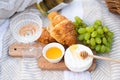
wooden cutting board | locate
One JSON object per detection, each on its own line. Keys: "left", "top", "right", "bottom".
{"left": 9, "top": 42, "right": 45, "bottom": 57}
{"left": 9, "top": 42, "right": 96, "bottom": 72}
{"left": 38, "top": 56, "right": 96, "bottom": 72}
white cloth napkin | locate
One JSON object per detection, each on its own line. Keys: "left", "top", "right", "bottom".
{"left": 61, "top": 0, "right": 83, "bottom": 21}
{"left": 0, "top": 19, "right": 9, "bottom": 58}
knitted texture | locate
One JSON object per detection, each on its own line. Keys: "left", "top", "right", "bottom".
{"left": 82, "top": 0, "right": 120, "bottom": 80}
{"left": 1, "top": 0, "right": 120, "bottom": 80}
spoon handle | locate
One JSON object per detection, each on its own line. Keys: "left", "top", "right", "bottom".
{"left": 89, "top": 54, "right": 120, "bottom": 63}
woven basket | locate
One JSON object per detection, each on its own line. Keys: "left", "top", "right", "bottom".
{"left": 105, "top": 0, "right": 120, "bottom": 14}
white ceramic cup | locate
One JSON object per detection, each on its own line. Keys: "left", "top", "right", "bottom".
{"left": 42, "top": 42, "right": 65, "bottom": 63}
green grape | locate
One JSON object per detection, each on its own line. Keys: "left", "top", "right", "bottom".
{"left": 94, "top": 20, "right": 102, "bottom": 26}
{"left": 90, "top": 38, "right": 96, "bottom": 46}
{"left": 75, "top": 26, "right": 80, "bottom": 31}
{"left": 96, "top": 34, "right": 102, "bottom": 38}
{"left": 100, "top": 45, "right": 106, "bottom": 53}
{"left": 93, "top": 24, "right": 100, "bottom": 30}
{"left": 73, "top": 21, "right": 78, "bottom": 26}
{"left": 102, "top": 37, "right": 107, "bottom": 45}
{"left": 75, "top": 25, "right": 81, "bottom": 29}
{"left": 107, "top": 37, "right": 112, "bottom": 44}
{"left": 78, "top": 34, "right": 85, "bottom": 40}
{"left": 78, "top": 28, "right": 86, "bottom": 34}
{"left": 105, "top": 46, "right": 110, "bottom": 52}
{"left": 101, "top": 34, "right": 105, "bottom": 37}
{"left": 78, "top": 25, "right": 83, "bottom": 28}
{"left": 91, "top": 46, "right": 95, "bottom": 49}
{"left": 89, "top": 26, "right": 94, "bottom": 32}
{"left": 82, "top": 23, "right": 87, "bottom": 28}
{"left": 75, "top": 16, "right": 83, "bottom": 24}
{"left": 98, "top": 26, "right": 103, "bottom": 28}
{"left": 84, "top": 33, "right": 91, "bottom": 40}
{"left": 76, "top": 28, "right": 79, "bottom": 32}
{"left": 86, "top": 26, "right": 94, "bottom": 33}
{"left": 83, "top": 40, "right": 87, "bottom": 44}
{"left": 105, "top": 42, "right": 111, "bottom": 48}
{"left": 96, "top": 34, "right": 105, "bottom": 38}
{"left": 86, "top": 27, "right": 90, "bottom": 32}
{"left": 76, "top": 25, "right": 82, "bottom": 31}
{"left": 95, "top": 37, "right": 101, "bottom": 44}
{"left": 91, "top": 31, "right": 97, "bottom": 37}
{"left": 111, "top": 32, "right": 114, "bottom": 37}
{"left": 103, "top": 26, "right": 109, "bottom": 32}
{"left": 86, "top": 40, "right": 90, "bottom": 44}
{"left": 74, "top": 17, "right": 114, "bottom": 53}
{"left": 95, "top": 45, "right": 101, "bottom": 52}
{"left": 97, "top": 28, "right": 103, "bottom": 34}
{"left": 107, "top": 31, "right": 114, "bottom": 38}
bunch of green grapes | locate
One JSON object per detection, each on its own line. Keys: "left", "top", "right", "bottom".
{"left": 73, "top": 16, "right": 114, "bottom": 53}
{"left": 73, "top": 16, "right": 87, "bottom": 31}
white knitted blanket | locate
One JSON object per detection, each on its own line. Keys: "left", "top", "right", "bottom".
{"left": 1, "top": 0, "right": 120, "bottom": 80}
{"left": 82, "top": 0, "right": 120, "bottom": 80}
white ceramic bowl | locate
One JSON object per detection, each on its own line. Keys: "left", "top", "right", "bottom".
{"left": 11, "top": 19, "right": 42, "bottom": 43}
{"left": 64, "top": 44, "right": 93, "bottom": 72}
{"left": 42, "top": 42, "right": 65, "bottom": 63}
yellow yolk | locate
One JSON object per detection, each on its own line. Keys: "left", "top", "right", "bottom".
{"left": 46, "top": 47, "right": 62, "bottom": 59}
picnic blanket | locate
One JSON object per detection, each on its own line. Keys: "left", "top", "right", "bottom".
{"left": 1, "top": 0, "right": 120, "bottom": 80}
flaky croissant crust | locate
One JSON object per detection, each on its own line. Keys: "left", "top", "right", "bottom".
{"left": 48, "top": 12, "right": 77, "bottom": 46}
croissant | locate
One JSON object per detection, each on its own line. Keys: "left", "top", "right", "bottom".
{"left": 48, "top": 12, "right": 77, "bottom": 46}
{"left": 37, "top": 27, "right": 56, "bottom": 44}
